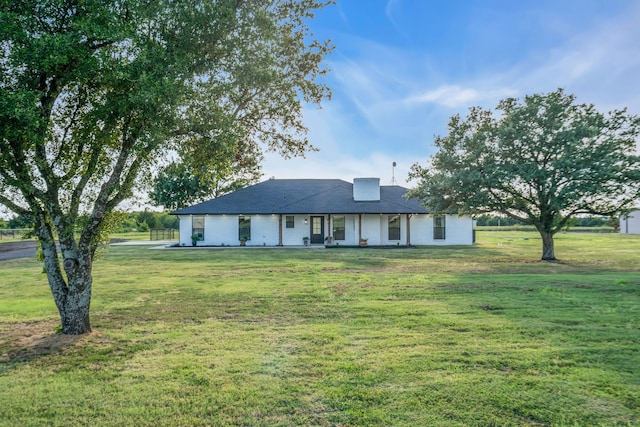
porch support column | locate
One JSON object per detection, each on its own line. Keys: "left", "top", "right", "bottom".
{"left": 358, "top": 214, "right": 362, "bottom": 242}
{"left": 406, "top": 214, "right": 411, "bottom": 247}
{"left": 278, "top": 215, "right": 283, "bottom": 246}
{"left": 328, "top": 214, "right": 332, "bottom": 243}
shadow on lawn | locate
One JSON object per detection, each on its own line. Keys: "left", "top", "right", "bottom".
{"left": 0, "top": 318, "right": 164, "bottom": 374}
{"left": 0, "top": 320, "right": 81, "bottom": 367}
{"left": 0, "top": 320, "right": 137, "bottom": 372}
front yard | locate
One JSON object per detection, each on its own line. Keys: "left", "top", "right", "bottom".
{"left": 1, "top": 231, "right": 639, "bottom": 426}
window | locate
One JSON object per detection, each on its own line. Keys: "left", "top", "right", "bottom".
{"left": 312, "top": 217, "right": 322, "bottom": 235}
{"left": 388, "top": 215, "right": 400, "bottom": 240}
{"left": 239, "top": 216, "right": 251, "bottom": 241}
{"left": 192, "top": 216, "right": 204, "bottom": 241}
{"left": 333, "top": 216, "right": 345, "bottom": 240}
{"left": 434, "top": 215, "right": 446, "bottom": 240}
{"left": 286, "top": 215, "right": 295, "bottom": 228}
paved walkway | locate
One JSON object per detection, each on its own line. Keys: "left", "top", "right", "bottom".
{"left": 110, "top": 240, "right": 176, "bottom": 246}
{"left": 1, "top": 239, "right": 327, "bottom": 261}
{"left": 1, "top": 240, "right": 179, "bottom": 261}
{"left": 0, "top": 241, "right": 38, "bottom": 261}
{"left": 164, "top": 244, "right": 326, "bottom": 249}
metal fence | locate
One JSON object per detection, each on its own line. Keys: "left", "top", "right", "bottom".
{"left": 0, "top": 228, "right": 31, "bottom": 240}
{"left": 150, "top": 228, "right": 177, "bottom": 240}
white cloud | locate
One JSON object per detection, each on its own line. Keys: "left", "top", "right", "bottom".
{"left": 489, "top": 3, "right": 640, "bottom": 113}
{"left": 410, "top": 85, "right": 478, "bottom": 107}
{"left": 404, "top": 2, "right": 640, "bottom": 114}
{"left": 263, "top": 149, "right": 420, "bottom": 187}
{"left": 262, "top": 99, "right": 423, "bottom": 184}
{"left": 405, "top": 85, "right": 517, "bottom": 109}
{"left": 384, "top": 0, "right": 409, "bottom": 40}
{"left": 263, "top": 1, "right": 640, "bottom": 183}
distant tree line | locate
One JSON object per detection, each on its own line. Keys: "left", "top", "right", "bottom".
{"left": 0, "top": 211, "right": 178, "bottom": 232}
{"left": 0, "top": 215, "right": 33, "bottom": 229}
{"left": 475, "top": 214, "right": 617, "bottom": 228}
{"left": 120, "top": 211, "right": 179, "bottom": 232}
{"left": 474, "top": 215, "right": 524, "bottom": 227}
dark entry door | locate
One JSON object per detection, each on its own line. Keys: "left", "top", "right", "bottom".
{"left": 310, "top": 216, "right": 324, "bottom": 244}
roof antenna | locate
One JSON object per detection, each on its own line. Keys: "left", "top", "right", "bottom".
{"left": 391, "top": 161, "right": 397, "bottom": 185}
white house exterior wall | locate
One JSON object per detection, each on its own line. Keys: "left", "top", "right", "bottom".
{"left": 410, "top": 214, "right": 474, "bottom": 245}
{"left": 179, "top": 215, "right": 192, "bottom": 244}
{"left": 620, "top": 210, "right": 640, "bottom": 234}
{"left": 281, "top": 214, "right": 309, "bottom": 246}
{"left": 203, "top": 215, "right": 232, "bottom": 245}
{"left": 360, "top": 215, "right": 381, "bottom": 245}
{"left": 247, "top": 215, "right": 279, "bottom": 246}
{"left": 178, "top": 213, "right": 474, "bottom": 246}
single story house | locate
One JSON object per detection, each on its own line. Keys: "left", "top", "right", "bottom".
{"left": 620, "top": 209, "right": 640, "bottom": 234}
{"left": 171, "top": 178, "right": 475, "bottom": 246}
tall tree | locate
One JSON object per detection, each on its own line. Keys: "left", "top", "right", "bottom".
{"left": 150, "top": 142, "right": 263, "bottom": 211}
{"left": 0, "top": 0, "right": 333, "bottom": 334}
{"left": 408, "top": 89, "right": 640, "bottom": 260}
{"left": 150, "top": 160, "right": 261, "bottom": 211}
{"left": 150, "top": 162, "right": 207, "bottom": 211}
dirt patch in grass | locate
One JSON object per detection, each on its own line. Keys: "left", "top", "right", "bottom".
{"left": 0, "top": 320, "right": 95, "bottom": 362}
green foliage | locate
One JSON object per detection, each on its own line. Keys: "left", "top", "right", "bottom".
{"left": 474, "top": 214, "right": 610, "bottom": 228}
{"left": 150, "top": 159, "right": 261, "bottom": 210}
{"left": 475, "top": 214, "right": 523, "bottom": 226}
{"left": 1, "top": 232, "right": 639, "bottom": 425}
{"left": 150, "top": 162, "right": 206, "bottom": 211}
{"left": 76, "top": 210, "right": 129, "bottom": 259}
{"left": 116, "top": 211, "right": 178, "bottom": 232}
{"left": 0, "top": 0, "right": 333, "bottom": 333}
{"left": 135, "top": 211, "right": 159, "bottom": 230}
{"left": 410, "top": 89, "right": 640, "bottom": 260}
{"left": 571, "top": 216, "right": 608, "bottom": 227}
{"left": 6, "top": 214, "right": 33, "bottom": 229}
{"left": 158, "top": 213, "right": 179, "bottom": 229}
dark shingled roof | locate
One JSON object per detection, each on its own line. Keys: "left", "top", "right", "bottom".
{"left": 171, "top": 179, "right": 429, "bottom": 215}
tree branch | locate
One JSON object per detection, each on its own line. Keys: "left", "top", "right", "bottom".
{"left": 0, "top": 193, "right": 30, "bottom": 216}
{"left": 69, "top": 143, "right": 103, "bottom": 219}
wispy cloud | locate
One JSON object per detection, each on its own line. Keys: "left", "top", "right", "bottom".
{"left": 263, "top": 148, "right": 419, "bottom": 185}
{"left": 262, "top": 1, "right": 640, "bottom": 182}
{"left": 405, "top": 85, "right": 517, "bottom": 109}
{"left": 510, "top": 4, "right": 640, "bottom": 111}
{"left": 384, "top": 0, "right": 409, "bottom": 40}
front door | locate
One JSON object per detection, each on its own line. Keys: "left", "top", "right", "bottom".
{"left": 310, "top": 216, "right": 324, "bottom": 244}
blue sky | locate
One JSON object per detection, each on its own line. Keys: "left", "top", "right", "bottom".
{"left": 263, "top": 0, "right": 640, "bottom": 186}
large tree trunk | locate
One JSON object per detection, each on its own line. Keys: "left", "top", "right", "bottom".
{"left": 58, "top": 268, "right": 93, "bottom": 335}
{"left": 39, "top": 224, "right": 93, "bottom": 335}
{"left": 539, "top": 230, "right": 556, "bottom": 261}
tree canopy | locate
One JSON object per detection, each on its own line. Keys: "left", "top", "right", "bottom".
{"left": 150, "top": 147, "right": 262, "bottom": 211}
{"left": 409, "top": 89, "right": 640, "bottom": 260}
{"left": 0, "top": 0, "right": 333, "bottom": 334}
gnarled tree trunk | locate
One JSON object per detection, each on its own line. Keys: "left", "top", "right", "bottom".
{"left": 539, "top": 229, "right": 556, "bottom": 261}
{"left": 38, "top": 222, "right": 93, "bottom": 335}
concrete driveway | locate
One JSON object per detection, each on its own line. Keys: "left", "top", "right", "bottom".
{"left": 0, "top": 240, "right": 37, "bottom": 261}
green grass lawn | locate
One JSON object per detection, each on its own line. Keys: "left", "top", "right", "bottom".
{"left": 1, "top": 231, "right": 639, "bottom": 426}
